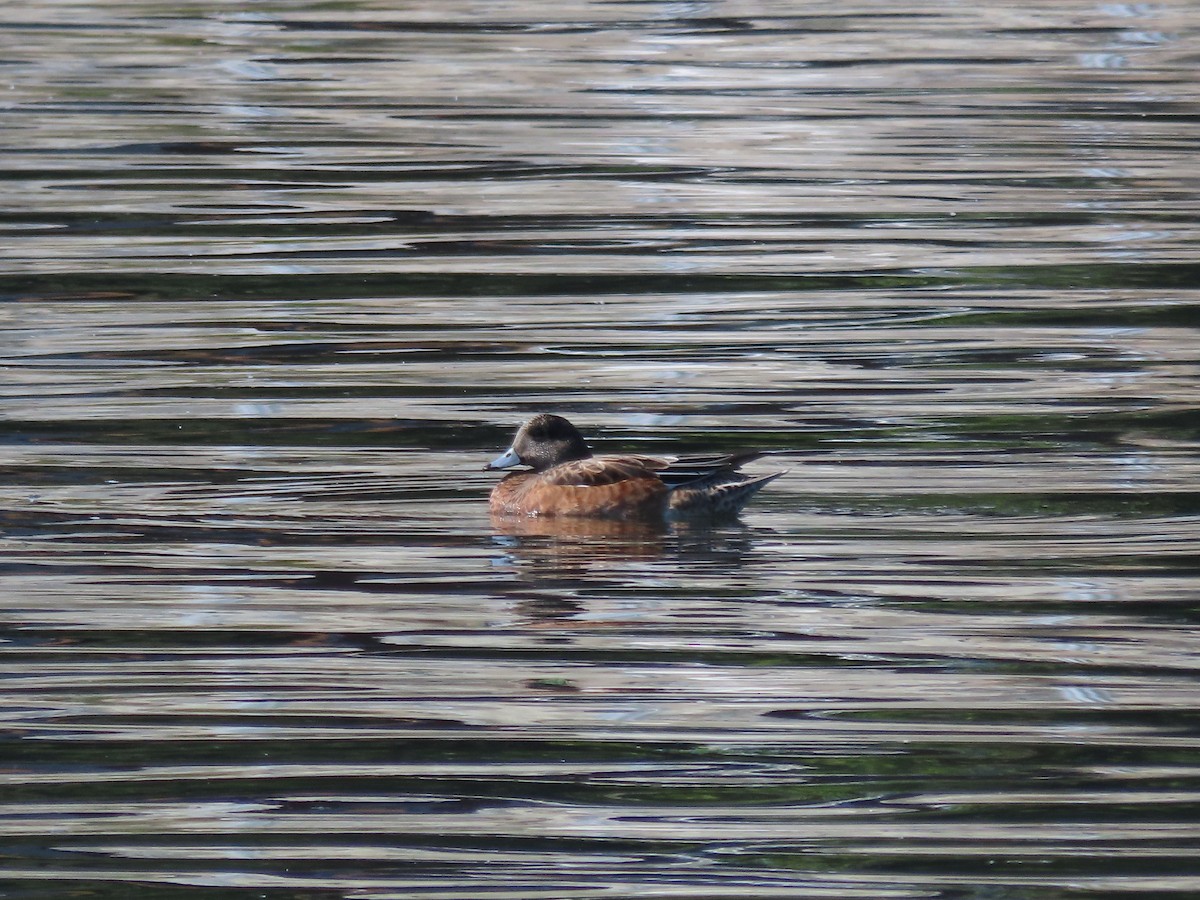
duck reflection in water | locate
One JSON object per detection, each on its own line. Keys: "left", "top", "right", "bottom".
{"left": 485, "top": 414, "right": 785, "bottom": 533}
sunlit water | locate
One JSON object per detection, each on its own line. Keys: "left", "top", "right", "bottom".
{"left": 2, "top": 2, "right": 1199, "bottom": 898}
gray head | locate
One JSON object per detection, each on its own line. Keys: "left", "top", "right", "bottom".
{"left": 484, "top": 414, "right": 592, "bottom": 473}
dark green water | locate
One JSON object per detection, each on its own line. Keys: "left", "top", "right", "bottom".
{"left": 2, "top": 2, "right": 1199, "bottom": 898}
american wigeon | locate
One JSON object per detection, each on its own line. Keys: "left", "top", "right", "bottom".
{"left": 484, "top": 414, "right": 785, "bottom": 519}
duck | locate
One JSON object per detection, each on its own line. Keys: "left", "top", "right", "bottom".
{"left": 484, "top": 414, "right": 784, "bottom": 519}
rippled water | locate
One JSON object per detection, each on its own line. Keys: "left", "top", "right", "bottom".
{"left": 3, "top": 2, "right": 1199, "bottom": 898}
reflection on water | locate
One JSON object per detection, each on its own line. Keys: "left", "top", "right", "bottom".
{"left": 2, "top": 1, "right": 1199, "bottom": 898}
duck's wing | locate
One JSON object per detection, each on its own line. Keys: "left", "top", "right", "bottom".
{"left": 643, "top": 451, "right": 766, "bottom": 489}
{"left": 562, "top": 452, "right": 771, "bottom": 490}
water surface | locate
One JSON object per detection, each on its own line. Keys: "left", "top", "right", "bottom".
{"left": 2, "top": 2, "right": 1199, "bottom": 898}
